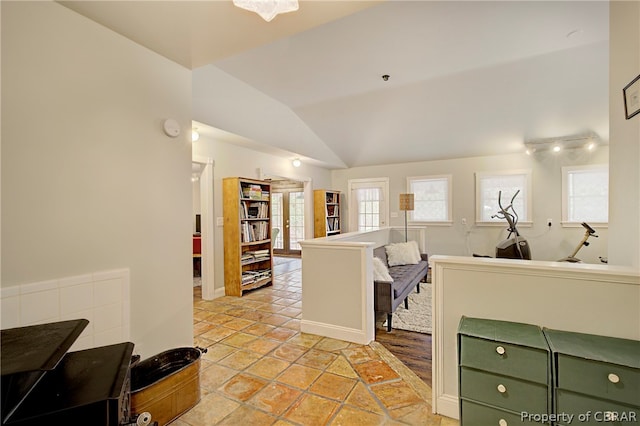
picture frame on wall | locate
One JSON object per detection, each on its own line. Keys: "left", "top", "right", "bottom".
{"left": 623, "top": 73, "right": 640, "bottom": 119}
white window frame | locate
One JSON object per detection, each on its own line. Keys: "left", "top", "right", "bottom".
{"left": 406, "top": 175, "right": 452, "bottom": 226}
{"left": 348, "top": 178, "right": 389, "bottom": 232}
{"left": 475, "top": 169, "right": 532, "bottom": 226}
{"left": 561, "top": 164, "right": 609, "bottom": 227}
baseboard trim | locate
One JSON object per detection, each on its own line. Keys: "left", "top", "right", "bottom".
{"left": 436, "top": 394, "right": 460, "bottom": 419}
{"left": 214, "top": 286, "right": 226, "bottom": 299}
{"left": 300, "top": 319, "right": 372, "bottom": 345}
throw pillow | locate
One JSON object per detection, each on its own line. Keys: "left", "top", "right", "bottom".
{"left": 372, "top": 257, "right": 394, "bottom": 282}
{"left": 385, "top": 240, "right": 421, "bottom": 266}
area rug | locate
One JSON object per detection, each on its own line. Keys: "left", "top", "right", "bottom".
{"left": 383, "top": 283, "right": 432, "bottom": 334}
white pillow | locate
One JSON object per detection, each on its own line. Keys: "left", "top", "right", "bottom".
{"left": 372, "top": 257, "right": 394, "bottom": 282}
{"left": 385, "top": 241, "right": 421, "bottom": 266}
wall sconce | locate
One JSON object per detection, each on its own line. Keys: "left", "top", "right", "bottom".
{"left": 292, "top": 158, "right": 301, "bottom": 167}
{"left": 191, "top": 129, "right": 200, "bottom": 142}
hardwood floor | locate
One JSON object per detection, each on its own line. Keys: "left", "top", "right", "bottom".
{"left": 375, "top": 324, "right": 433, "bottom": 385}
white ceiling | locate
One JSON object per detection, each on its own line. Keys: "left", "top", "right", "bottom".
{"left": 59, "top": 0, "right": 610, "bottom": 169}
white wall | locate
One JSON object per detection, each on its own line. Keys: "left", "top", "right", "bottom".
{"left": 192, "top": 136, "right": 332, "bottom": 296}
{"left": 1, "top": 2, "right": 193, "bottom": 358}
{"left": 608, "top": 1, "right": 640, "bottom": 268}
{"left": 332, "top": 147, "right": 610, "bottom": 264}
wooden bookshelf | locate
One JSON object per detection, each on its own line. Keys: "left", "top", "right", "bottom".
{"left": 223, "top": 177, "right": 273, "bottom": 296}
{"left": 314, "top": 189, "right": 341, "bottom": 237}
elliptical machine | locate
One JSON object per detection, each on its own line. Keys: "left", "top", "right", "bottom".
{"left": 473, "top": 190, "right": 531, "bottom": 260}
{"left": 557, "top": 222, "right": 598, "bottom": 263}
{"left": 492, "top": 190, "right": 531, "bottom": 260}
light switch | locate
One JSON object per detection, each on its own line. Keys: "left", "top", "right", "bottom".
{"left": 217, "top": 217, "right": 224, "bottom": 227}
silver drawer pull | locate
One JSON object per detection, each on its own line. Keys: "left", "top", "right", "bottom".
{"left": 498, "top": 419, "right": 508, "bottom": 426}
{"left": 497, "top": 384, "right": 507, "bottom": 393}
{"left": 496, "top": 346, "right": 506, "bottom": 355}
{"left": 608, "top": 373, "right": 620, "bottom": 384}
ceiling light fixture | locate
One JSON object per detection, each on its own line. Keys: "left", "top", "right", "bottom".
{"left": 382, "top": 74, "right": 390, "bottom": 81}
{"left": 191, "top": 129, "right": 200, "bottom": 142}
{"left": 292, "top": 158, "right": 301, "bottom": 167}
{"left": 233, "top": 0, "right": 299, "bottom": 22}
{"left": 524, "top": 133, "right": 600, "bottom": 155}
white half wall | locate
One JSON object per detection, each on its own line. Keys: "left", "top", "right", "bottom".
{"left": 430, "top": 255, "right": 640, "bottom": 419}
{"left": 298, "top": 227, "right": 427, "bottom": 344}
{"left": 1, "top": 2, "right": 193, "bottom": 358}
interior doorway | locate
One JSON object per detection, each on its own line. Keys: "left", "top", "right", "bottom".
{"left": 271, "top": 180, "right": 304, "bottom": 257}
{"left": 192, "top": 156, "right": 214, "bottom": 300}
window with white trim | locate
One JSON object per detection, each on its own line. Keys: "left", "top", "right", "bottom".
{"left": 562, "top": 164, "right": 608, "bottom": 225}
{"left": 476, "top": 170, "right": 532, "bottom": 224}
{"left": 407, "top": 175, "right": 452, "bottom": 224}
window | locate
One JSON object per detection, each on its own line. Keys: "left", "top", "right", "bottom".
{"left": 348, "top": 178, "right": 389, "bottom": 231}
{"left": 476, "top": 170, "right": 532, "bottom": 224}
{"left": 562, "top": 165, "right": 608, "bottom": 225}
{"left": 407, "top": 175, "right": 452, "bottom": 224}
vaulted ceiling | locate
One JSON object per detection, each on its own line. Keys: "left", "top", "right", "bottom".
{"left": 59, "top": 1, "right": 610, "bottom": 169}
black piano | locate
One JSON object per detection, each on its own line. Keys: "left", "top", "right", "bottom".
{"left": 1, "top": 319, "right": 135, "bottom": 425}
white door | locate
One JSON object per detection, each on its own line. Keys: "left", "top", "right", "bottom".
{"left": 348, "top": 178, "right": 389, "bottom": 231}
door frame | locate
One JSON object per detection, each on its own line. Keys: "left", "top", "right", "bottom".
{"left": 272, "top": 188, "right": 305, "bottom": 256}
{"left": 259, "top": 168, "right": 313, "bottom": 251}
{"left": 348, "top": 177, "right": 390, "bottom": 231}
{"left": 193, "top": 156, "right": 215, "bottom": 300}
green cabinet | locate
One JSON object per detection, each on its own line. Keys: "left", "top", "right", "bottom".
{"left": 544, "top": 328, "right": 640, "bottom": 426}
{"left": 458, "top": 316, "right": 551, "bottom": 425}
{"left": 458, "top": 317, "right": 640, "bottom": 426}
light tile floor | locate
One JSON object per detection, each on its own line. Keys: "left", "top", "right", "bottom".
{"left": 176, "top": 257, "right": 458, "bottom": 426}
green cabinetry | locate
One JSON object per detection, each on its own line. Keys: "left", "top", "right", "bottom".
{"left": 544, "top": 328, "right": 640, "bottom": 426}
{"left": 458, "top": 316, "right": 551, "bottom": 425}
{"left": 458, "top": 317, "right": 640, "bottom": 426}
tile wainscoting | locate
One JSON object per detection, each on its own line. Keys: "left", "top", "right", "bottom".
{"left": 1, "top": 268, "right": 130, "bottom": 351}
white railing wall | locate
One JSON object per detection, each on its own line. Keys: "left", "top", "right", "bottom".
{"left": 298, "top": 226, "right": 426, "bottom": 344}
{"left": 430, "top": 255, "right": 640, "bottom": 419}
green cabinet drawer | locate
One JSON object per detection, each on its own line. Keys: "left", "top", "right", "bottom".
{"left": 460, "top": 367, "right": 548, "bottom": 414}
{"left": 460, "top": 335, "right": 549, "bottom": 384}
{"left": 556, "top": 389, "right": 639, "bottom": 426}
{"left": 557, "top": 354, "right": 640, "bottom": 407}
{"left": 461, "top": 399, "right": 546, "bottom": 426}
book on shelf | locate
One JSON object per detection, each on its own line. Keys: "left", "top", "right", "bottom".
{"left": 246, "top": 202, "right": 268, "bottom": 219}
{"left": 241, "top": 268, "right": 272, "bottom": 285}
{"left": 325, "top": 193, "right": 338, "bottom": 203}
{"left": 327, "top": 217, "right": 340, "bottom": 232}
{"left": 241, "top": 249, "right": 270, "bottom": 264}
{"left": 241, "top": 184, "right": 264, "bottom": 200}
{"left": 241, "top": 221, "right": 269, "bottom": 243}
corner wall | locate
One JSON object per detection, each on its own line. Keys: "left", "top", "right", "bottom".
{"left": 1, "top": 2, "right": 193, "bottom": 358}
{"left": 608, "top": 1, "right": 640, "bottom": 268}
